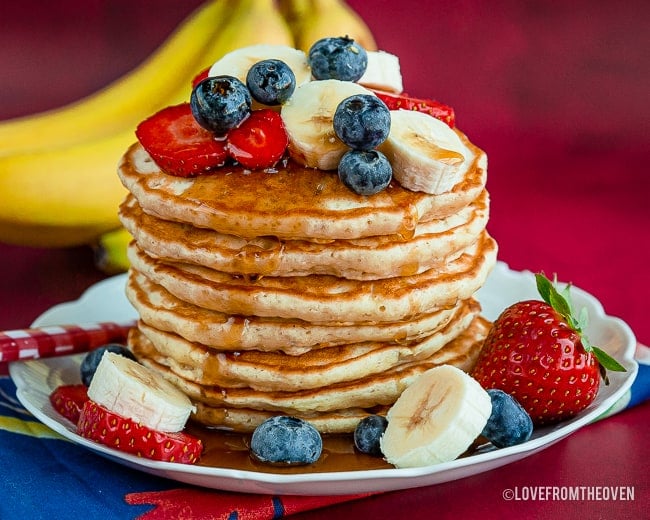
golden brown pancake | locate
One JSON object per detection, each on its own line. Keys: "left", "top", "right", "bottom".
{"left": 126, "top": 232, "right": 497, "bottom": 323}
{"left": 126, "top": 270, "right": 470, "bottom": 353}
{"left": 117, "top": 136, "right": 487, "bottom": 241}
{"left": 119, "top": 189, "right": 490, "bottom": 280}
{"left": 129, "top": 300, "right": 478, "bottom": 391}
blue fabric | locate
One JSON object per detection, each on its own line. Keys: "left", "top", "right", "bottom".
{"left": 0, "top": 378, "right": 174, "bottom": 519}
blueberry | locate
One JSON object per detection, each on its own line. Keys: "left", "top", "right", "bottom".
{"left": 338, "top": 149, "right": 392, "bottom": 196}
{"left": 354, "top": 415, "right": 388, "bottom": 456}
{"left": 80, "top": 344, "right": 137, "bottom": 387}
{"left": 333, "top": 94, "right": 391, "bottom": 150}
{"left": 190, "top": 75, "right": 251, "bottom": 135}
{"left": 308, "top": 36, "right": 367, "bottom": 81}
{"left": 250, "top": 416, "right": 322, "bottom": 465}
{"left": 246, "top": 59, "right": 296, "bottom": 106}
{"left": 481, "top": 389, "right": 534, "bottom": 448}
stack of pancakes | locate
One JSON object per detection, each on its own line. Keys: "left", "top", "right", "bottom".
{"left": 117, "top": 131, "right": 497, "bottom": 433}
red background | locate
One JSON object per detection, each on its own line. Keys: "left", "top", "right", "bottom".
{"left": 0, "top": 0, "right": 647, "bottom": 346}
{"left": 0, "top": 3, "right": 648, "bottom": 518}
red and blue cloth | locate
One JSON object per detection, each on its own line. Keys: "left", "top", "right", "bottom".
{"left": 1, "top": 344, "right": 648, "bottom": 519}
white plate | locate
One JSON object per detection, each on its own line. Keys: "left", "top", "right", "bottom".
{"left": 9, "top": 262, "right": 638, "bottom": 495}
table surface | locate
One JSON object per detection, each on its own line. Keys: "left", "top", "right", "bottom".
{"left": 1, "top": 1, "right": 648, "bottom": 518}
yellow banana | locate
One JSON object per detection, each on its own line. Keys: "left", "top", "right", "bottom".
{"left": 0, "top": 0, "right": 230, "bottom": 157}
{"left": 279, "top": 0, "right": 378, "bottom": 53}
{"left": 208, "top": 0, "right": 294, "bottom": 55}
{"left": 0, "top": 221, "right": 115, "bottom": 249}
{"left": 93, "top": 226, "right": 133, "bottom": 274}
{"left": 0, "top": 0, "right": 296, "bottom": 248}
{"left": 0, "top": 130, "right": 133, "bottom": 237}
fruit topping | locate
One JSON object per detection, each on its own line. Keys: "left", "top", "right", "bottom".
{"left": 227, "top": 108, "right": 289, "bottom": 169}
{"left": 250, "top": 416, "right": 322, "bottom": 466}
{"left": 379, "top": 109, "right": 466, "bottom": 195}
{"left": 190, "top": 75, "right": 251, "bottom": 135}
{"left": 373, "top": 90, "right": 456, "bottom": 128}
{"left": 77, "top": 400, "right": 202, "bottom": 464}
{"left": 88, "top": 351, "right": 195, "bottom": 433}
{"left": 246, "top": 59, "right": 296, "bottom": 106}
{"left": 333, "top": 94, "right": 391, "bottom": 150}
{"left": 353, "top": 414, "right": 388, "bottom": 457}
{"left": 358, "top": 51, "right": 403, "bottom": 93}
{"left": 472, "top": 273, "right": 626, "bottom": 425}
{"left": 80, "top": 343, "right": 137, "bottom": 386}
{"left": 49, "top": 384, "right": 89, "bottom": 424}
{"left": 338, "top": 149, "right": 392, "bottom": 196}
{"left": 380, "top": 364, "right": 492, "bottom": 468}
{"left": 208, "top": 44, "right": 311, "bottom": 89}
{"left": 135, "top": 103, "right": 229, "bottom": 177}
{"left": 280, "top": 79, "right": 373, "bottom": 170}
{"left": 480, "top": 389, "right": 533, "bottom": 448}
{"left": 308, "top": 36, "right": 368, "bottom": 82}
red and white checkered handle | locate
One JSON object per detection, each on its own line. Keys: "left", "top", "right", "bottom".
{"left": 0, "top": 321, "right": 136, "bottom": 363}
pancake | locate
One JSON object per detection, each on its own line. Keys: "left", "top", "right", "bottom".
{"left": 192, "top": 403, "right": 391, "bottom": 434}
{"left": 126, "top": 232, "right": 497, "bottom": 323}
{"left": 126, "top": 270, "right": 469, "bottom": 354}
{"left": 132, "top": 315, "right": 490, "bottom": 418}
{"left": 119, "top": 189, "right": 489, "bottom": 280}
{"left": 117, "top": 135, "right": 487, "bottom": 241}
{"left": 129, "top": 299, "right": 478, "bottom": 391}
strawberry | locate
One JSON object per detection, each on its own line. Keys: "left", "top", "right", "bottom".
{"left": 191, "top": 67, "right": 210, "bottom": 88}
{"left": 373, "top": 90, "right": 456, "bottom": 127}
{"left": 77, "top": 400, "right": 203, "bottom": 464}
{"left": 135, "top": 103, "right": 228, "bottom": 177}
{"left": 471, "top": 273, "right": 626, "bottom": 426}
{"left": 226, "top": 109, "right": 288, "bottom": 169}
{"left": 50, "top": 384, "right": 89, "bottom": 424}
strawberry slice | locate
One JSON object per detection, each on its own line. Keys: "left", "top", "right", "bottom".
{"left": 191, "top": 67, "right": 210, "bottom": 88}
{"left": 227, "top": 109, "right": 288, "bottom": 169}
{"left": 135, "top": 103, "right": 228, "bottom": 177}
{"left": 50, "top": 384, "right": 89, "bottom": 424}
{"left": 77, "top": 400, "right": 203, "bottom": 464}
{"left": 373, "top": 90, "right": 456, "bottom": 128}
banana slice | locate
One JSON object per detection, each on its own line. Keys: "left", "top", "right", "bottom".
{"left": 208, "top": 43, "right": 311, "bottom": 89}
{"left": 87, "top": 351, "right": 195, "bottom": 433}
{"left": 379, "top": 110, "right": 470, "bottom": 194}
{"left": 358, "top": 50, "right": 403, "bottom": 93}
{"left": 281, "top": 79, "right": 375, "bottom": 169}
{"left": 380, "top": 364, "right": 491, "bottom": 468}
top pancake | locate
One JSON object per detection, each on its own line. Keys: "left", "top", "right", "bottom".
{"left": 117, "top": 132, "right": 487, "bottom": 241}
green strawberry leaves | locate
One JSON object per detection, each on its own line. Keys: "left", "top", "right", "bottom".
{"left": 535, "top": 273, "right": 626, "bottom": 383}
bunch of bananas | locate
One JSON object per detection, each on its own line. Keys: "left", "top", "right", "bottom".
{"left": 0, "top": 0, "right": 377, "bottom": 272}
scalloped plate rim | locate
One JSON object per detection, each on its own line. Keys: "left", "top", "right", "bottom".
{"left": 9, "top": 261, "right": 638, "bottom": 495}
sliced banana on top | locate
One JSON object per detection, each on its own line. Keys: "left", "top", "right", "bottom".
{"left": 379, "top": 110, "right": 470, "bottom": 194}
{"left": 380, "top": 364, "right": 492, "bottom": 468}
{"left": 87, "top": 351, "right": 195, "bottom": 433}
{"left": 281, "top": 79, "right": 376, "bottom": 170}
{"left": 208, "top": 44, "right": 312, "bottom": 88}
{"left": 358, "top": 50, "right": 403, "bottom": 94}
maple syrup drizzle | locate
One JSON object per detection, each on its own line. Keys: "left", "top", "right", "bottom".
{"left": 186, "top": 423, "right": 392, "bottom": 474}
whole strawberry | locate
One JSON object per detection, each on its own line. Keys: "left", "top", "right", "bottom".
{"left": 472, "top": 273, "right": 625, "bottom": 425}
